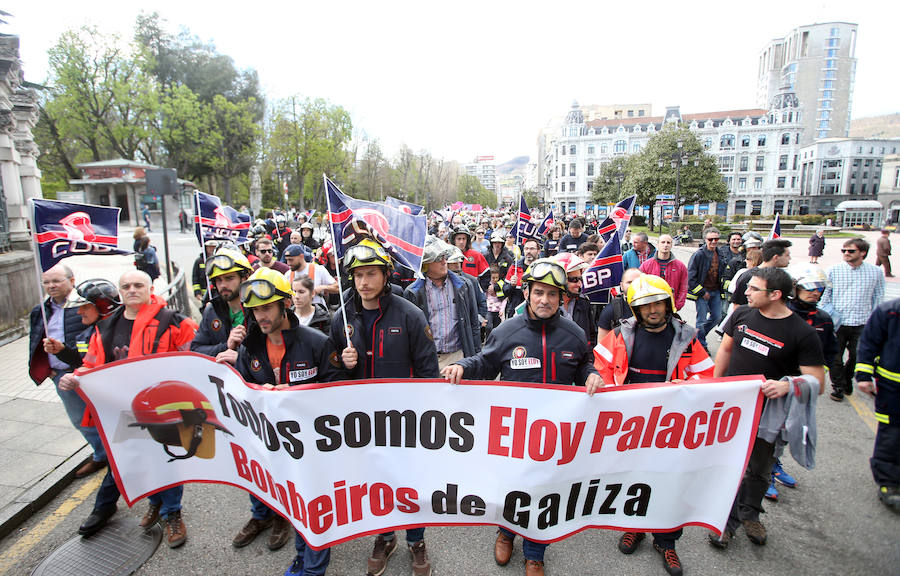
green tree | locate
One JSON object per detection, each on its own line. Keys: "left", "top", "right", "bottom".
{"left": 630, "top": 125, "right": 727, "bottom": 230}
{"left": 592, "top": 156, "right": 631, "bottom": 206}
{"left": 210, "top": 95, "right": 261, "bottom": 204}
{"left": 155, "top": 84, "right": 218, "bottom": 181}
{"left": 457, "top": 175, "right": 495, "bottom": 209}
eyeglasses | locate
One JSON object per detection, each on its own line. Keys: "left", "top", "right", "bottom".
{"left": 567, "top": 276, "right": 582, "bottom": 283}
{"left": 706, "top": 237, "right": 720, "bottom": 242}
{"left": 239, "top": 279, "right": 291, "bottom": 304}
{"left": 257, "top": 248, "right": 274, "bottom": 254}
{"left": 840, "top": 248, "right": 858, "bottom": 254}
{"left": 746, "top": 285, "right": 773, "bottom": 293}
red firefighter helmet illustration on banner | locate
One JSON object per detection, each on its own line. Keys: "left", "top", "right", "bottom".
{"left": 129, "top": 381, "right": 231, "bottom": 462}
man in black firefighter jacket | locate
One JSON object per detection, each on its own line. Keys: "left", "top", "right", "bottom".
{"left": 191, "top": 247, "right": 253, "bottom": 365}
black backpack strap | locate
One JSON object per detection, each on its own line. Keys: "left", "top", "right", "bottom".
{"left": 150, "top": 307, "right": 177, "bottom": 354}
{"left": 612, "top": 297, "right": 625, "bottom": 327}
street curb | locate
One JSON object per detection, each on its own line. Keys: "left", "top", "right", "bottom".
{"left": 0, "top": 444, "right": 93, "bottom": 540}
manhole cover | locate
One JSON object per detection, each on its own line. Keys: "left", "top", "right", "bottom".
{"left": 31, "top": 518, "right": 162, "bottom": 576}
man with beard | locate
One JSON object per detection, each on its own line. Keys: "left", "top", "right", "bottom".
{"left": 253, "top": 237, "right": 289, "bottom": 274}
{"left": 283, "top": 244, "right": 337, "bottom": 307}
{"left": 496, "top": 238, "right": 541, "bottom": 319}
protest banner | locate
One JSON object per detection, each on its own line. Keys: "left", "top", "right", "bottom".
{"left": 78, "top": 353, "right": 762, "bottom": 549}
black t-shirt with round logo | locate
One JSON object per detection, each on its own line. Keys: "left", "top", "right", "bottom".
{"left": 723, "top": 305, "right": 823, "bottom": 381}
{"left": 111, "top": 318, "right": 134, "bottom": 361}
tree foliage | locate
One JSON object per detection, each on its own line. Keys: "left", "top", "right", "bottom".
{"left": 592, "top": 155, "right": 632, "bottom": 206}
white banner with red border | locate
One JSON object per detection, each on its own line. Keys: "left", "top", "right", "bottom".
{"left": 78, "top": 353, "right": 763, "bottom": 549}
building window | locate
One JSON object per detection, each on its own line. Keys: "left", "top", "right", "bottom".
{"left": 719, "top": 156, "right": 735, "bottom": 172}
{"left": 791, "top": 176, "right": 797, "bottom": 187}
{"left": 722, "top": 176, "right": 733, "bottom": 191}
{"left": 735, "top": 200, "right": 747, "bottom": 214}
{"left": 601, "top": 144, "right": 608, "bottom": 154}
{"left": 821, "top": 99, "right": 832, "bottom": 109}
{"left": 740, "top": 156, "right": 748, "bottom": 172}
{"left": 779, "top": 155, "right": 788, "bottom": 170}
{"left": 758, "top": 135, "right": 766, "bottom": 147}
{"left": 751, "top": 200, "right": 762, "bottom": 215}
{"left": 587, "top": 145, "right": 595, "bottom": 155}
{"left": 628, "top": 110, "right": 634, "bottom": 117}
{"left": 756, "top": 156, "right": 765, "bottom": 171}
{"left": 822, "top": 90, "right": 833, "bottom": 99}
{"left": 823, "top": 80, "right": 834, "bottom": 89}
{"left": 560, "top": 145, "right": 565, "bottom": 156}
{"left": 741, "top": 135, "right": 750, "bottom": 147}
{"left": 638, "top": 110, "right": 645, "bottom": 117}
{"left": 793, "top": 155, "right": 799, "bottom": 170}
{"left": 569, "top": 163, "right": 576, "bottom": 176}
{"left": 587, "top": 162, "right": 594, "bottom": 176}
{"left": 569, "top": 145, "right": 576, "bottom": 155}
{"left": 632, "top": 142, "right": 641, "bottom": 152}
{"left": 569, "top": 182, "right": 576, "bottom": 192}
{"left": 720, "top": 134, "right": 735, "bottom": 150}
{"left": 774, "top": 200, "right": 785, "bottom": 213}
{"left": 754, "top": 177, "right": 763, "bottom": 190}
{"left": 738, "top": 177, "right": 747, "bottom": 190}
{"left": 781, "top": 133, "right": 790, "bottom": 145}
{"left": 777, "top": 176, "right": 786, "bottom": 188}
{"left": 614, "top": 140, "right": 626, "bottom": 154}
{"left": 704, "top": 137, "right": 712, "bottom": 149}
{"left": 825, "top": 70, "right": 836, "bottom": 80}
{"left": 587, "top": 180, "right": 593, "bottom": 191}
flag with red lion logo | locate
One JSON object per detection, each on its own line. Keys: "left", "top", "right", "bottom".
{"left": 193, "top": 191, "right": 252, "bottom": 247}
{"left": 325, "top": 176, "right": 427, "bottom": 272}
{"left": 31, "top": 199, "right": 132, "bottom": 272}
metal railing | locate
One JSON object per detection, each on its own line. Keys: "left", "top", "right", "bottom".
{"left": 157, "top": 261, "right": 192, "bottom": 317}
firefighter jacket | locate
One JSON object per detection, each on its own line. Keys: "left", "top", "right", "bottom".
{"left": 788, "top": 299, "right": 838, "bottom": 367}
{"left": 855, "top": 298, "right": 900, "bottom": 425}
{"left": 455, "top": 310, "right": 598, "bottom": 386}
{"left": 191, "top": 296, "right": 244, "bottom": 357}
{"left": 593, "top": 316, "right": 715, "bottom": 386}
{"left": 80, "top": 295, "right": 197, "bottom": 370}
{"left": 236, "top": 312, "right": 344, "bottom": 386}
{"left": 331, "top": 289, "right": 439, "bottom": 379}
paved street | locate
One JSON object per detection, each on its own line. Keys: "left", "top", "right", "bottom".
{"left": 0, "top": 226, "right": 897, "bottom": 575}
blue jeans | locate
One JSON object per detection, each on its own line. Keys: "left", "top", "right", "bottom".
{"left": 380, "top": 527, "right": 425, "bottom": 543}
{"left": 292, "top": 532, "right": 331, "bottom": 576}
{"left": 695, "top": 290, "right": 722, "bottom": 347}
{"left": 499, "top": 527, "right": 546, "bottom": 562}
{"left": 52, "top": 370, "right": 106, "bottom": 462}
{"left": 93, "top": 468, "right": 183, "bottom": 519}
{"left": 250, "top": 493, "right": 273, "bottom": 520}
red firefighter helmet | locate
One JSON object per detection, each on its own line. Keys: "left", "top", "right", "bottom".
{"left": 129, "top": 381, "right": 231, "bottom": 461}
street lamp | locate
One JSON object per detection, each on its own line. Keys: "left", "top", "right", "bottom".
{"left": 657, "top": 139, "right": 699, "bottom": 223}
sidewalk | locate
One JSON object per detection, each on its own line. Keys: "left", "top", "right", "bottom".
{"left": 0, "top": 336, "right": 95, "bottom": 539}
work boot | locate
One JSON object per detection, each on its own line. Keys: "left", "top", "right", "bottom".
{"left": 78, "top": 505, "right": 117, "bottom": 536}
{"left": 743, "top": 519, "right": 767, "bottom": 545}
{"left": 366, "top": 535, "right": 397, "bottom": 576}
{"left": 654, "top": 543, "right": 683, "bottom": 576}
{"left": 829, "top": 389, "right": 844, "bottom": 402}
{"left": 267, "top": 515, "right": 292, "bottom": 550}
{"left": 409, "top": 540, "right": 432, "bottom": 576}
{"left": 494, "top": 530, "right": 513, "bottom": 565}
{"left": 74, "top": 459, "right": 107, "bottom": 479}
{"left": 139, "top": 502, "right": 161, "bottom": 529}
{"left": 232, "top": 516, "right": 272, "bottom": 548}
{"left": 707, "top": 529, "right": 733, "bottom": 549}
{"left": 617, "top": 531, "right": 645, "bottom": 554}
{"left": 165, "top": 510, "right": 187, "bottom": 548}
{"left": 525, "top": 559, "right": 545, "bottom": 576}
{"left": 879, "top": 485, "right": 900, "bottom": 512}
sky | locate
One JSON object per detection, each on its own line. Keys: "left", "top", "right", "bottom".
{"left": 9, "top": 1, "right": 899, "bottom": 166}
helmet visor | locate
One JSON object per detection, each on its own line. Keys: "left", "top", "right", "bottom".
{"left": 797, "top": 280, "right": 827, "bottom": 292}
{"left": 528, "top": 261, "right": 567, "bottom": 288}
{"left": 206, "top": 254, "right": 240, "bottom": 276}
{"left": 344, "top": 243, "right": 389, "bottom": 269}
{"left": 239, "top": 279, "right": 291, "bottom": 305}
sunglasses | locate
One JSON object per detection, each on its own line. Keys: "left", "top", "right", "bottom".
{"left": 257, "top": 248, "right": 274, "bottom": 254}
{"left": 706, "top": 237, "right": 720, "bottom": 242}
{"left": 239, "top": 279, "right": 291, "bottom": 304}
{"left": 840, "top": 248, "right": 858, "bottom": 254}
{"left": 567, "top": 277, "right": 582, "bottom": 283}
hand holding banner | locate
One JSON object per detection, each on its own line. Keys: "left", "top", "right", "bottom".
{"left": 78, "top": 353, "right": 762, "bottom": 549}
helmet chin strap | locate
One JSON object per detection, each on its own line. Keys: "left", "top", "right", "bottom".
{"left": 164, "top": 410, "right": 208, "bottom": 463}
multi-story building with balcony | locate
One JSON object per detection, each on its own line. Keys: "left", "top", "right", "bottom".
{"left": 541, "top": 89, "right": 805, "bottom": 220}
{"left": 757, "top": 22, "right": 857, "bottom": 146}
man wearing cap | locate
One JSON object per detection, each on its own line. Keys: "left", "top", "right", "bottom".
{"left": 442, "top": 258, "right": 601, "bottom": 576}
{"left": 35, "top": 270, "right": 115, "bottom": 479}
{"left": 235, "top": 266, "right": 344, "bottom": 576}
{"left": 332, "top": 238, "right": 439, "bottom": 576}
{"left": 60, "top": 270, "right": 198, "bottom": 547}
{"left": 406, "top": 239, "right": 481, "bottom": 366}
{"left": 593, "top": 274, "right": 714, "bottom": 576}
{"left": 283, "top": 243, "right": 337, "bottom": 307}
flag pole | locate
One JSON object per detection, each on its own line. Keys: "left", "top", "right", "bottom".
{"left": 323, "top": 174, "right": 353, "bottom": 349}
{"left": 28, "top": 199, "right": 50, "bottom": 335}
